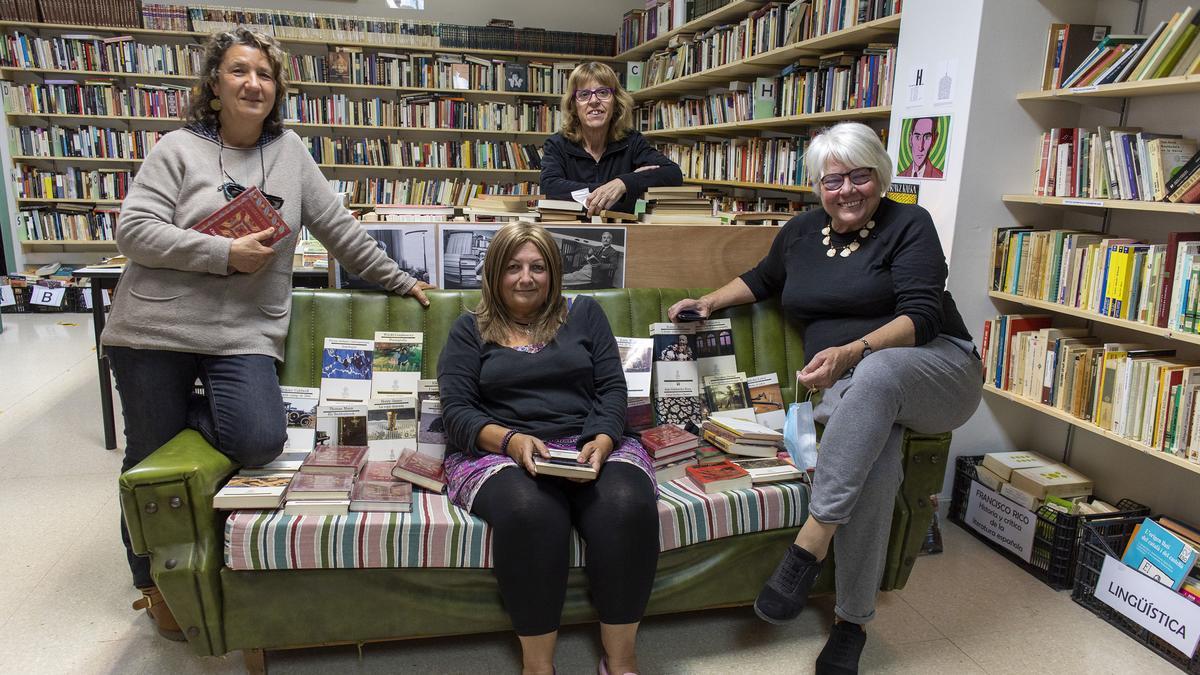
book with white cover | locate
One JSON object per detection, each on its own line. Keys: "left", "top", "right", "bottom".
{"left": 372, "top": 331, "right": 423, "bottom": 398}
{"left": 702, "top": 372, "right": 756, "bottom": 422}
{"left": 320, "top": 337, "right": 374, "bottom": 403}
{"left": 417, "top": 378, "right": 439, "bottom": 404}
{"left": 315, "top": 404, "right": 369, "bottom": 447}
{"left": 732, "top": 457, "right": 803, "bottom": 484}
{"left": 366, "top": 397, "right": 417, "bottom": 461}
{"left": 650, "top": 322, "right": 699, "bottom": 397}
{"left": 213, "top": 473, "right": 292, "bottom": 510}
{"left": 281, "top": 385, "right": 320, "bottom": 451}
{"left": 694, "top": 319, "right": 737, "bottom": 380}
{"left": 616, "top": 336, "right": 653, "bottom": 397}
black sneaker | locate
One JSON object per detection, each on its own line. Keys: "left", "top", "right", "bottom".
{"left": 752, "top": 544, "right": 822, "bottom": 624}
{"left": 815, "top": 621, "right": 867, "bottom": 675}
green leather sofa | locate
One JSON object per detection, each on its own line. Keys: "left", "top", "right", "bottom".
{"left": 118, "top": 288, "right": 950, "bottom": 661}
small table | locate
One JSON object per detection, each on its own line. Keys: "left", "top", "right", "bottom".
{"left": 73, "top": 266, "right": 332, "bottom": 450}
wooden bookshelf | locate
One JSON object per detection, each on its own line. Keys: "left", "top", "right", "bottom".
{"left": 983, "top": 384, "right": 1200, "bottom": 477}
{"left": 631, "top": 14, "right": 901, "bottom": 102}
{"left": 11, "top": 156, "right": 541, "bottom": 175}
{"left": 615, "top": 0, "right": 767, "bottom": 61}
{"left": 1016, "top": 75, "right": 1200, "bottom": 102}
{"left": 0, "top": 67, "right": 564, "bottom": 99}
{"left": 988, "top": 290, "right": 1200, "bottom": 348}
{"left": 643, "top": 105, "right": 891, "bottom": 138}
{"left": 19, "top": 239, "right": 117, "bottom": 252}
{"left": 1001, "top": 194, "right": 1200, "bottom": 215}
{"left": 18, "top": 198, "right": 122, "bottom": 205}
{"left": 686, "top": 178, "right": 812, "bottom": 194}
{"left": 0, "top": 20, "right": 618, "bottom": 63}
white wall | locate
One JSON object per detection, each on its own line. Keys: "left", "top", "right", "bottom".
{"left": 236, "top": 0, "right": 642, "bottom": 34}
{"left": 938, "top": 0, "right": 1200, "bottom": 523}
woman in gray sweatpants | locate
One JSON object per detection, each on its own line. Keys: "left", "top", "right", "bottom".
{"left": 669, "top": 121, "right": 982, "bottom": 675}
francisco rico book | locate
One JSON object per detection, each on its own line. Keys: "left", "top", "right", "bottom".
{"left": 685, "top": 460, "right": 752, "bottom": 494}
{"left": 190, "top": 185, "right": 291, "bottom": 247}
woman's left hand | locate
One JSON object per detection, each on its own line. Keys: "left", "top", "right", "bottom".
{"left": 585, "top": 178, "right": 628, "bottom": 216}
{"left": 405, "top": 281, "right": 434, "bottom": 307}
{"left": 576, "top": 434, "right": 615, "bottom": 473}
{"left": 797, "top": 344, "right": 860, "bottom": 391}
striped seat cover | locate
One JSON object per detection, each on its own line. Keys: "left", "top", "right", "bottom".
{"left": 224, "top": 479, "right": 807, "bottom": 570}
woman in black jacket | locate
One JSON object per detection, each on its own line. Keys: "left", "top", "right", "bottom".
{"left": 541, "top": 62, "right": 682, "bottom": 216}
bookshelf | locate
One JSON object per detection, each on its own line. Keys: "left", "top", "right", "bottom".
{"left": 984, "top": 384, "right": 1200, "bottom": 478}
{"left": 988, "top": 290, "right": 1200, "bottom": 347}
{"left": 685, "top": 179, "right": 812, "bottom": 194}
{"left": 3, "top": 115, "right": 554, "bottom": 139}
{"left": 1015, "top": 74, "right": 1200, "bottom": 102}
{"left": 1001, "top": 194, "right": 1200, "bottom": 214}
{"left": 616, "top": 0, "right": 768, "bottom": 61}
{"left": 642, "top": 105, "right": 891, "bottom": 138}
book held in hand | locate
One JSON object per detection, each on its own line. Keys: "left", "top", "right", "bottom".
{"left": 533, "top": 447, "right": 598, "bottom": 480}
{"left": 190, "top": 185, "right": 291, "bottom": 247}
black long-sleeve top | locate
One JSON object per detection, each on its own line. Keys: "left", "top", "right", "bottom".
{"left": 739, "top": 198, "right": 971, "bottom": 363}
{"left": 540, "top": 130, "right": 683, "bottom": 214}
{"left": 437, "top": 295, "right": 628, "bottom": 455}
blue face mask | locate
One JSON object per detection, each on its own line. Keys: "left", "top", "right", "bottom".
{"left": 784, "top": 375, "right": 818, "bottom": 473}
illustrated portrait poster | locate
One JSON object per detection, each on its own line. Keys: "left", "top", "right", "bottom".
{"left": 895, "top": 115, "right": 951, "bottom": 181}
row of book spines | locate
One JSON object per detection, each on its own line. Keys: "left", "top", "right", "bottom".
{"left": 991, "top": 229, "right": 1200, "bottom": 332}
{"left": 1047, "top": 15, "right": 1200, "bottom": 91}
{"left": 656, "top": 137, "right": 810, "bottom": 181}
{"left": 302, "top": 139, "right": 541, "bottom": 170}
{"left": 1034, "top": 127, "right": 1200, "bottom": 203}
{"left": 17, "top": 207, "right": 116, "bottom": 241}
{"left": 982, "top": 316, "right": 1200, "bottom": 458}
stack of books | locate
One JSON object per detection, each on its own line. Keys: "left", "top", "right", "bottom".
{"left": 351, "top": 460, "right": 414, "bottom": 513}
{"left": 642, "top": 186, "right": 718, "bottom": 224}
{"left": 287, "top": 445, "right": 369, "bottom": 515}
{"left": 464, "top": 193, "right": 538, "bottom": 221}
{"left": 700, "top": 415, "right": 784, "bottom": 458}
{"left": 536, "top": 198, "right": 585, "bottom": 222}
{"left": 213, "top": 473, "right": 294, "bottom": 510}
{"left": 1121, "top": 516, "right": 1200, "bottom": 598}
{"left": 639, "top": 423, "right": 702, "bottom": 483}
{"left": 973, "top": 451, "right": 1094, "bottom": 512}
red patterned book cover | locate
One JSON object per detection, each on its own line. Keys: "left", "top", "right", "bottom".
{"left": 639, "top": 423, "right": 699, "bottom": 455}
{"left": 360, "top": 460, "right": 401, "bottom": 482}
{"left": 350, "top": 480, "right": 413, "bottom": 513}
{"left": 288, "top": 472, "right": 353, "bottom": 498}
{"left": 191, "top": 185, "right": 291, "bottom": 247}
{"left": 300, "top": 445, "right": 368, "bottom": 475}
{"left": 391, "top": 448, "right": 446, "bottom": 493}
{"left": 685, "top": 460, "right": 752, "bottom": 494}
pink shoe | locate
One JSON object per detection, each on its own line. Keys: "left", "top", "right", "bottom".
{"left": 598, "top": 656, "right": 637, "bottom": 675}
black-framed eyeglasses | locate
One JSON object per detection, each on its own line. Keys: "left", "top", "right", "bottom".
{"left": 218, "top": 181, "right": 285, "bottom": 210}
{"left": 574, "top": 87, "right": 614, "bottom": 102}
{"left": 820, "top": 167, "right": 874, "bottom": 191}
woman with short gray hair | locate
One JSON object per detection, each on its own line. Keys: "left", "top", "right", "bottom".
{"left": 668, "top": 121, "right": 980, "bottom": 674}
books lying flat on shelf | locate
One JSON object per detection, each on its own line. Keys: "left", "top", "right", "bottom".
{"left": 392, "top": 398, "right": 447, "bottom": 492}
{"left": 732, "top": 457, "right": 803, "bottom": 484}
{"left": 350, "top": 479, "right": 414, "bottom": 513}
{"left": 281, "top": 386, "right": 320, "bottom": 451}
{"left": 320, "top": 338, "right": 375, "bottom": 403}
{"left": 287, "top": 472, "right": 354, "bottom": 500}
{"left": 639, "top": 423, "right": 700, "bottom": 458}
{"left": 213, "top": 473, "right": 293, "bottom": 510}
{"left": 190, "top": 186, "right": 291, "bottom": 247}
{"left": 283, "top": 499, "right": 351, "bottom": 516}
{"left": 532, "top": 447, "right": 599, "bottom": 480}
{"left": 300, "top": 445, "right": 368, "bottom": 476}
{"left": 685, "top": 460, "right": 752, "bottom": 494}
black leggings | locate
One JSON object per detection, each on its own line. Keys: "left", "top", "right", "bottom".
{"left": 471, "top": 462, "right": 660, "bottom": 636}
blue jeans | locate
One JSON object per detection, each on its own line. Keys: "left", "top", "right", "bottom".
{"left": 107, "top": 346, "right": 287, "bottom": 588}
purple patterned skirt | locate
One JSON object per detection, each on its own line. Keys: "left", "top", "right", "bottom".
{"left": 444, "top": 434, "right": 657, "bottom": 512}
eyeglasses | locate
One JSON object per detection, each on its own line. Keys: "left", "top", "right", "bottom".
{"left": 219, "top": 181, "right": 285, "bottom": 210}
{"left": 819, "top": 167, "right": 874, "bottom": 191}
{"left": 574, "top": 87, "right": 614, "bottom": 102}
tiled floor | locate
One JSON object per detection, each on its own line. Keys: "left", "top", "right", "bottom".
{"left": 0, "top": 313, "right": 1180, "bottom": 674}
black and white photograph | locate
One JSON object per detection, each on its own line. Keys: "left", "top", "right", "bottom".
{"left": 335, "top": 224, "right": 437, "bottom": 289}
{"left": 438, "top": 224, "right": 501, "bottom": 290}
{"left": 544, "top": 226, "right": 628, "bottom": 289}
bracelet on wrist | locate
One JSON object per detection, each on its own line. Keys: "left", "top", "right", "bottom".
{"left": 498, "top": 429, "right": 518, "bottom": 456}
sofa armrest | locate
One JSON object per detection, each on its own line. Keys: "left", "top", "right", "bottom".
{"left": 118, "top": 429, "right": 236, "bottom": 656}
{"left": 881, "top": 430, "right": 951, "bottom": 591}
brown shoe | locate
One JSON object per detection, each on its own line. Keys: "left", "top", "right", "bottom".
{"left": 132, "top": 585, "right": 186, "bottom": 641}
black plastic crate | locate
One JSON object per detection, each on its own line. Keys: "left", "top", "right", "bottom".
{"left": 0, "top": 284, "right": 29, "bottom": 313}
{"left": 949, "top": 455, "right": 1148, "bottom": 590}
{"left": 1072, "top": 515, "right": 1200, "bottom": 673}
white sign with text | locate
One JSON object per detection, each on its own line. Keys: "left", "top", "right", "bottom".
{"left": 1095, "top": 554, "right": 1200, "bottom": 657}
{"left": 29, "top": 287, "right": 66, "bottom": 307}
{"left": 0, "top": 285, "right": 14, "bottom": 307}
{"left": 964, "top": 480, "right": 1037, "bottom": 562}
{"left": 79, "top": 289, "right": 111, "bottom": 310}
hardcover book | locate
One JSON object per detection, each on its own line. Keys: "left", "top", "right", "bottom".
{"left": 372, "top": 331, "right": 423, "bottom": 398}
{"left": 281, "top": 385, "right": 320, "bottom": 452}
{"left": 190, "top": 185, "right": 291, "bottom": 247}
{"left": 320, "top": 337, "right": 374, "bottom": 404}
{"left": 366, "top": 398, "right": 417, "bottom": 462}
{"left": 392, "top": 398, "right": 447, "bottom": 492}
{"left": 283, "top": 499, "right": 351, "bottom": 516}
{"left": 350, "top": 479, "right": 414, "bottom": 513}
{"left": 533, "top": 447, "right": 599, "bottom": 480}
{"left": 315, "top": 404, "right": 369, "bottom": 448}
{"left": 287, "top": 472, "right": 354, "bottom": 500}
{"left": 626, "top": 396, "right": 654, "bottom": 432}
{"left": 639, "top": 423, "right": 700, "bottom": 457}
{"left": 732, "top": 457, "right": 803, "bottom": 484}
{"left": 213, "top": 473, "right": 292, "bottom": 510}
{"left": 685, "top": 460, "right": 752, "bottom": 494}
{"left": 299, "top": 444, "right": 368, "bottom": 475}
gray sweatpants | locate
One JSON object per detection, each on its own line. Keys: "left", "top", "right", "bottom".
{"left": 809, "top": 336, "right": 982, "bottom": 624}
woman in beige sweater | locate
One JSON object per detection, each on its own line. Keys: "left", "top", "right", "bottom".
{"left": 101, "top": 28, "right": 431, "bottom": 639}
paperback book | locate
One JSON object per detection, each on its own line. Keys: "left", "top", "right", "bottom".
{"left": 320, "top": 337, "right": 374, "bottom": 403}
{"left": 694, "top": 318, "right": 737, "bottom": 379}
{"left": 366, "top": 398, "right": 417, "bottom": 462}
{"left": 746, "top": 373, "right": 787, "bottom": 430}
{"left": 616, "top": 336, "right": 653, "bottom": 397}
{"left": 315, "top": 404, "right": 369, "bottom": 447}
{"left": 702, "top": 372, "right": 756, "bottom": 422}
{"left": 281, "top": 385, "right": 320, "bottom": 451}
{"left": 372, "top": 331, "right": 423, "bottom": 398}
{"left": 650, "top": 322, "right": 699, "bottom": 397}
{"left": 350, "top": 479, "right": 414, "bottom": 513}
{"left": 732, "top": 457, "right": 804, "bottom": 484}
{"left": 213, "top": 473, "right": 293, "bottom": 510}
{"left": 287, "top": 472, "right": 354, "bottom": 500}
{"left": 417, "top": 378, "right": 440, "bottom": 404}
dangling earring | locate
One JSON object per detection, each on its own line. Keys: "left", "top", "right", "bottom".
{"left": 209, "top": 98, "right": 222, "bottom": 111}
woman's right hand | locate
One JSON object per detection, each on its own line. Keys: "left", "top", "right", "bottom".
{"left": 228, "top": 228, "right": 276, "bottom": 274}
{"left": 507, "top": 433, "right": 550, "bottom": 475}
{"left": 667, "top": 296, "right": 711, "bottom": 322}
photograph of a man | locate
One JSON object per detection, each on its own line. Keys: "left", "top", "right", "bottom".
{"left": 896, "top": 115, "right": 949, "bottom": 180}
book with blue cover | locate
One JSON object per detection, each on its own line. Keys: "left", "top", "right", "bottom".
{"left": 1121, "top": 517, "right": 1199, "bottom": 590}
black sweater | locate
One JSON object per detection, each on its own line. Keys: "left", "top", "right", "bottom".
{"left": 740, "top": 199, "right": 971, "bottom": 362}
{"left": 437, "top": 295, "right": 628, "bottom": 455}
{"left": 540, "top": 131, "right": 683, "bottom": 213}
